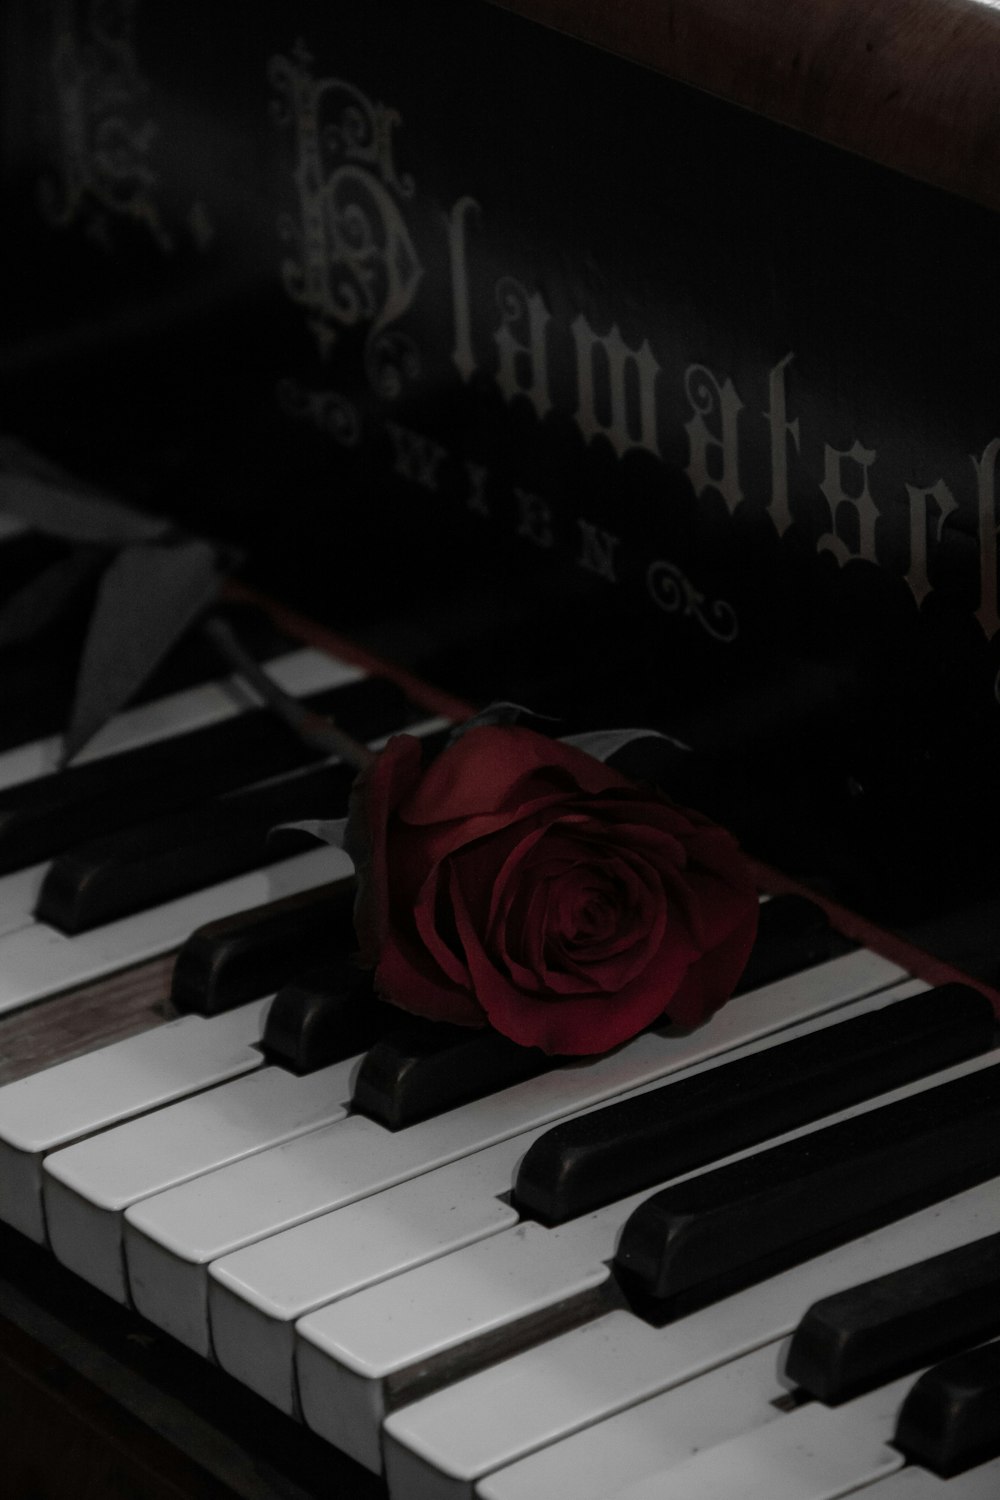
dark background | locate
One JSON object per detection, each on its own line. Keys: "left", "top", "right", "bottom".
{"left": 3, "top": 0, "right": 1000, "bottom": 956}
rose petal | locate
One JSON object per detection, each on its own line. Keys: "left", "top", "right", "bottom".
{"left": 352, "top": 720, "right": 759, "bottom": 1051}
{"left": 411, "top": 859, "right": 476, "bottom": 989}
{"left": 399, "top": 725, "right": 639, "bottom": 825}
{"left": 468, "top": 853, "right": 747, "bottom": 1053}
{"left": 479, "top": 820, "right": 670, "bottom": 994}
{"left": 660, "top": 897, "right": 759, "bottom": 1026}
{"left": 486, "top": 831, "right": 601, "bottom": 989}
{"left": 486, "top": 819, "right": 578, "bottom": 937}
{"left": 539, "top": 854, "right": 668, "bottom": 989}
{"left": 463, "top": 927, "right": 679, "bottom": 1056}
{"left": 375, "top": 934, "right": 485, "bottom": 1027}
{"left": 345, "top": 734, "right": 425, "bottom": 963}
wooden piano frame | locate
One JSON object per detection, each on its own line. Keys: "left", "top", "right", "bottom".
{"left": 3, "top": 0, "right": 1000, "bottom": 1493}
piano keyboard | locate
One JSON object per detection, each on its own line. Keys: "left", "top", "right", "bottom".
{"left": 0, "top": 639, "right": 351, "bottom": 959}
{"left": 0, "top": 614, "right": 997, "bottom": 1499}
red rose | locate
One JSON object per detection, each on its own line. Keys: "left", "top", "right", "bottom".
{"left": 346, "top": 724, "right": 758, "bottom": 1056}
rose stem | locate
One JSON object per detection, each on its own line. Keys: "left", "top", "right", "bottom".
{"left": 201, "top": 613, "right": 375, "bottom": 771}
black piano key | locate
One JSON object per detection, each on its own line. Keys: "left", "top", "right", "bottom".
{"left": 732, "top": 894, "right": 851, "bottom": 993}
{"left": 893, "top": 1340, "right": 1000, "bottom": 1477}
{"left": 785, "top": 1233, "right": 1000, "bottom": 1403}
{"left": 35, "top": 758, "right": 358, "bottom": 933}
{"left": 170, "top": 879, "right": 357, "bottom": 1016}
{"left": 513, "top": 985, "right": 997, "bottom": 1225}
{"left": 260, "top": 962, "right": 395, "bottom": 1074}
{"left": 612, "top": 1062, "right": 1000, "bottom": 1324}
{"left": 0, "top": 673, "right": 413, "bottom": 874}
{"left": 352, "top": 1018, "right": 550, "bottom": 1130}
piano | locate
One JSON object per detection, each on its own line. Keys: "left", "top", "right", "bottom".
{"left": 1, "top": 0, "right": 999, "bottom": 1495}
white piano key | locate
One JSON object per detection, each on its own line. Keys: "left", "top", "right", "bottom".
{"left": 295, "top": 1033, "right": 992, "bottom": 1472}
{"left": 476, "top": 1344, "right": 787, "bottom": 1500}
{"left": 298, "top": 1216, "right": 620, "bottom": 1470}
{"left": 0, "top": 842, "right": 353, "bottom": 1014}
{"left": 380, "top": 1174, "right": 1000, "bottom": 1500}
{"left": 0, "top": 996, "right": 270, "bottom": 1244}
{"left": 210, "top": 1141, "right": 525, "bottom": 1413}
{"left": 838, "top": 1457, "right": 1000, "bottom": 1500}
{"left": 478, "top": 1276, "right": 1000, "bottom": 1500}
{"left": 597, "top": 1377, "right": 910, "bottom": 1500}
{"left": 0, "top": 646, "right": 358, "bottom": 790}
{"left": 212, "top": 978, "right": 924, "bottom": 1421}
{"left": 123, "top": 947, "right": 906, "bottom": 1358}
{"left": 476, "top": 1345, "right": 787, "bottom": 1500}
{"left": 42, "top": 1053, "right": 361, "bottom": 1303}
{"left": 0, "top": 862, "right": 47, "bottom": 937}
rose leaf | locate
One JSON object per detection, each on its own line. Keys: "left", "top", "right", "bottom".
{"left": 61, "top": 537, "right": 222, "bottom": 765}
{"left": 0, "top": 546, "right": 107, "bottom": 648}
{"left": 448, "top": 701, "right": 560, "bottom": 743}
{"left": 0, "top": 468, "right": 169, "bottom": 546}
{"left": 560, "top": 727, "right": 691, "bottom": 763}
{"left": 270, "top": 816, "right": 350, "bottom": 848}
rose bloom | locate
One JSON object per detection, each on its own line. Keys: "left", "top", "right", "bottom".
{"left": 347, "top": 725, "right": 759, "bottom": 1056}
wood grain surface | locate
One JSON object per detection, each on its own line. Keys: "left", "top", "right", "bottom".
{"left": 488, "top": 0, "right": 1000, "bottom": 211}
{"left": 0, "top": 955, "right": 178, "bottom": 1086}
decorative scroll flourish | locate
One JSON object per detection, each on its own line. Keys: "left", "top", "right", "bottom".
{"left": 37, "top": 0, "right": 175, "bottom": 249}
{"left": 275, "top": 377, "right": 361, "bottom": 446}
{"left": 270, "top": 40, "right": 423, "bottom": 395}
{"left": 646, "top": 558, "right": 739, "bottom": 642}
{"left": 496, "top": 275, "right": 530, "bottom": 329}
